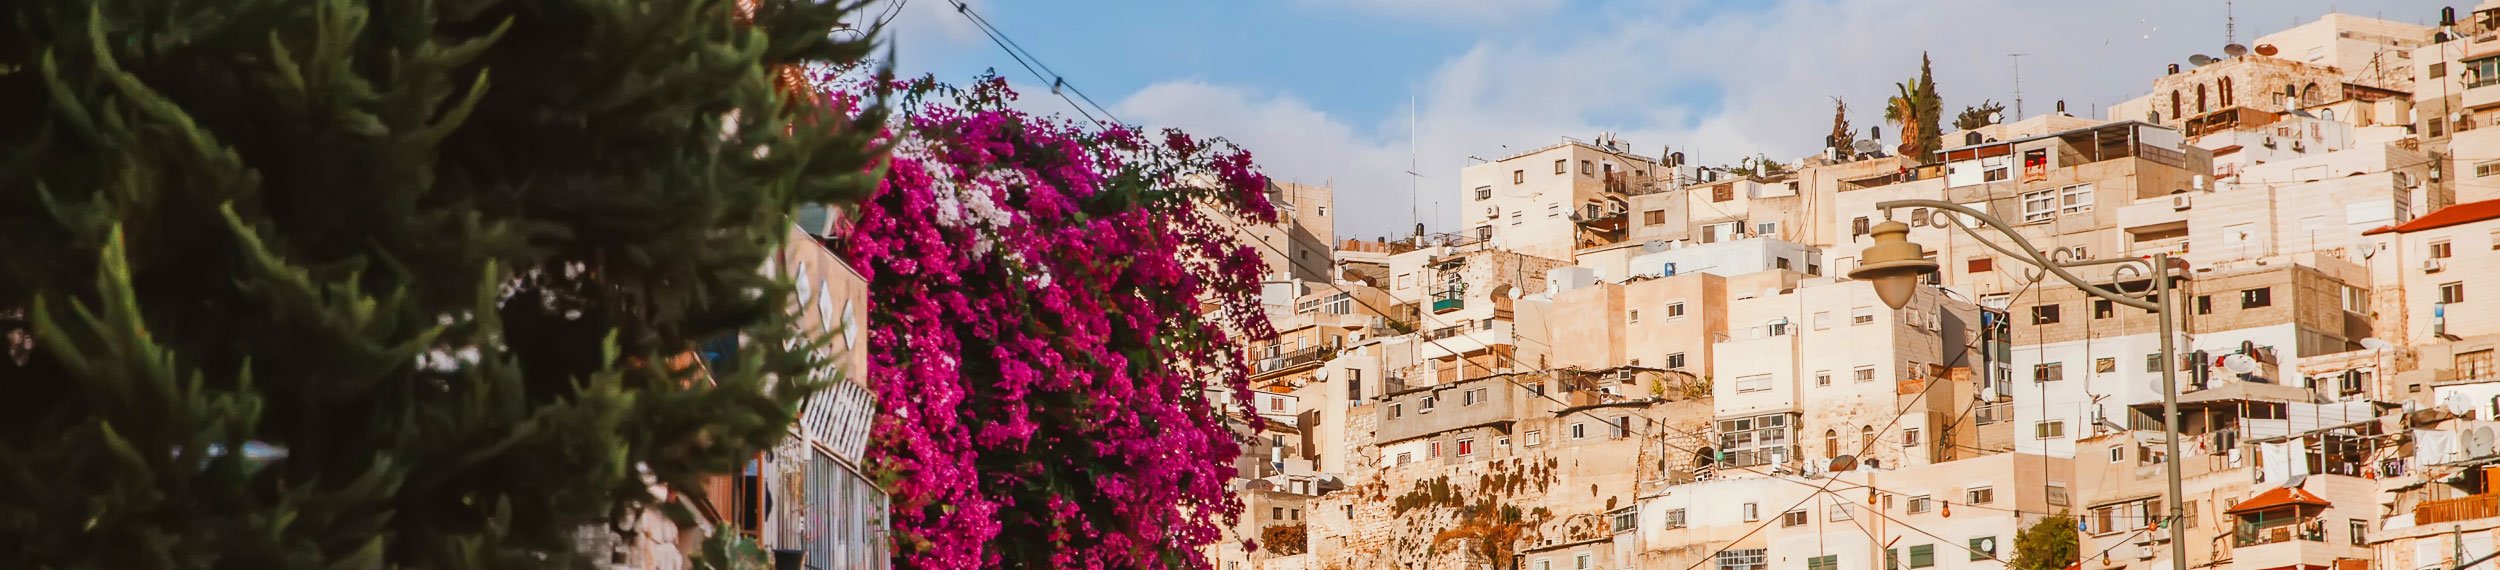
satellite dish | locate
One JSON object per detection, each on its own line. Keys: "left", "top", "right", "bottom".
{"left": 1977, "top": 537, "right": 1998, "bottom": 553}
{"left": 2254, "top": 44, "right": 2279, "bottom": 57}
{"left": 2471, "top": 427, "right": 2497, "bottom": 457}
{"left": 2222, "top": 354, "right": 2259, "bottom": 375}
{"left": 1852, "top": 139, "right": 1882, "bottom": 155}
{"left": 2359, "top": 337, "right": 2393, "bottom": 351}
{"left": 2224, "top": 44, "right": 2248, "bottom": 57}
{"left": 1989, "top": 111, "right": 2006, "bottom": 124}
{"left": 1314, "top": 368, "right": 1330, "bottom": 381}
{"left": 2448, "top": 392, "right": 2478, "bottom": 416}
{"left": 1643, "top": 240, "right": 1673, "bottom": 253}
{"left": 2190, "top": 54, "right": 2216, "bottom": 66}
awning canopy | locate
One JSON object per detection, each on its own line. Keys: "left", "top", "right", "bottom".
{"left": 2226, "top": 485, "right": 2332, "bottom": 515}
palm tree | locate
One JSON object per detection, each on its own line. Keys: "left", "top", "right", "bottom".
{"left": 1885, "top": 53, "right": 1944, "bottom": 162}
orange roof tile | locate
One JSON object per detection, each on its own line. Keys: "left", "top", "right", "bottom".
{"left": 2225, "top": 485, "right": 2332, "bottom": 514}
{"left": 2363, "top": 198, "right": 2500, "bottom": 235}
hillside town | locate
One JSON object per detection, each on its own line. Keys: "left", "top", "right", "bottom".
{"left": 1206, "top": 5, "right": 2500, "bottom": 570}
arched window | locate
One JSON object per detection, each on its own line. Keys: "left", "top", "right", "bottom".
{"left": 1860, "top": 425, "right": 1876, "bottom": 451}
{"left": 2170, "top": 90, "right": 2183, "bottom": 121}
{"left": 2197, "top": 84, "right": 2209, "bottom": 113}
{"left": 1826, "top": 429, "right": 1840, "bottom": 459}
{"left": 2301, "top": 82, "right": 2323, "bottom": 106}
{"left": 2219, "top": 77, "right": 2234, "bottom": 107}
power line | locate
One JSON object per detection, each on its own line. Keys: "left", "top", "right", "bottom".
{"left": 942, "top": 1, "right": 1126, "bottom": 127}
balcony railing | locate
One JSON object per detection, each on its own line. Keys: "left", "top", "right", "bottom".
{"left": 2419, "top": 494, "right": 2500, "bottom": 525}
{"left": 2233, "top": 519, "right": 2326, "bottom": 547}
{"left": 1253, "top": 346, "right": 1335, "bottom": 375}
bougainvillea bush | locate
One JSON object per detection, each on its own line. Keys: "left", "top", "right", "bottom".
{"left": 834, "top": 77, "right": 1277, "bottom": 569}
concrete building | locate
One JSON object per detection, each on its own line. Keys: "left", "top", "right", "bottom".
{"left": 1709, "top": 277, "right": 1984, "bottom": 471}
{"left": 1460, "top": 136, "right": 1666, "bottom": 262}
{"left": 2363, "top": 199, "right": 2500, "bottom": 344}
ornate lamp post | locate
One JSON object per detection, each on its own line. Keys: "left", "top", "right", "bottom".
{"left": 1848, "top": 199, "right": 2189, "bottom": 570}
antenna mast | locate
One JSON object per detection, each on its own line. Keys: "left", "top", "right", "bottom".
{"left": 2009, "top": 53, "right": 2029, "bottom": 119}
{"left": 2226, "top": 0, "right": 2237, "bottom": 45}
{"left": 1407, "top": 91, "right": 1419, "bottom": 237}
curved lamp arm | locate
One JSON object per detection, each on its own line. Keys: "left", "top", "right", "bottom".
{"left": 1872, "top": 199, "right": 2169, "bottom": 313}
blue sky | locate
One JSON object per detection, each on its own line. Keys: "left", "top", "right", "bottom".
{"left": 876, "top": 0, "right": 2453, "bottom": 239}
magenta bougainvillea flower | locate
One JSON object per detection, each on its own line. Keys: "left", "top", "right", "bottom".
{"left": 831, "top": 77, "right": 1277, "bottom": 569}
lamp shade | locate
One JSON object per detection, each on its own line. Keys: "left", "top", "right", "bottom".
{"left": 1847, "top": 220, "right": 1938, "bottom": 310}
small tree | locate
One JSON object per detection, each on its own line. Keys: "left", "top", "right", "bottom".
{"left": 1956, "top": 100, "right": 2008, "bottom": 131}
{"left": 2009, "top": 515, "right": 2080, "bottom": 570}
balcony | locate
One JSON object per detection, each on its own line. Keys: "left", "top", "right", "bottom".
{"left": 2232, "top": 518, "right": 2325, "bottom": 547}
{"left": 1253, "top": 346, "right": 1336, "bottom": 377}
{"left": 2418, "top": 494, "right": 2500, "bottom": 525}
{"left": 1431, "top": 288, "right": 1466, "bottom": 314}
{"left": 1416, "top": 320, "right": 1515, "bottom": 362}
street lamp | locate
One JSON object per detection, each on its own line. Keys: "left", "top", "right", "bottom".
{"left": 1848, "top": 199, "right": 2190, "bottom": 570}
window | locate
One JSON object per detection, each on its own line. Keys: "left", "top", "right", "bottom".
{"left": 1464, "top": 388, "right": 1487, "bottom": 406}
{"left": 1664, "top": 508, "right": 1688, "bottom": 529}
{"left": 2240, "top": 287, "right": 2272, "bottom": 308}
{"left": 2183, "top": 500, "right": 2197, "bottom": 529}
{"left": 1718, "top": 413, "right": 1793, "bottom": 467}
{"left": 1967, "top": 487, "right": 1994, "bottom": 505}
{"left": 1735, "top": 374, "right": 1772, "bottom": 392}
{"left": 1526, "top": 430, "right": 1543, "bottom": 446}
{"left": 1853, "top": 216, "right": 1872, "bottom": 237}
{"left": 1577, "top": 553, "right": 1592, "bottom": 570}
{"left": 1741, "top": 503, "right": 1760, "bottom": 522}
{"left": 1862, "top": 426, "right": 1876, "bottom": 450}
{"left": 1783, "top": 510, "right": 1810, "bottom": 527}
{"left": 1571, "top": 423, "right": 1587, "bottom": 440}
{"left": 1810, "top": 555, "right": 1840, "bottom": 570}
{"left": 1903, "top": 428, "right": 1923, "bottom": 448}
{"left": 1718, "top": 549, "right": 1766, "bottom": 570}
{"left": 2031, "top": 304, "right": 2060, "bottom": 324}
{"left": 2471, "top": 56, "right": 2500, "bottom": 88}
{"left": 1476, "top": 225, "right": 1493, "bottom": 242}
{"left": 2021, "top": 189, "right": 2057, "bottom": 223}
{"left": 1666, "top": 302, "right": 1687, "bottom": 318}
{"left": 1390, "top": 403, "right": 1403, "bottom": 418}
{"left": 1766, "top": 319, "right": 1791, "bottom": 336}
{"left": 2092, "top": 299, "right": 2113, "bottom": 319}
{"left": 1824, "top": 429, "right": 1840, "bottom": 457}
{"left": 2351, "top": 519, "right": 2368, "bottom": 546}
{"left": 1831, "top": 504, "right": 1854, "bottom": 521}
{"left": 1629, "top": 309, "right": 1640, "bottom": 324}
{"left": 1968, "top": 257, "right": 1993, "bottom": 272}
{"left": 1644, "top": 210, "right": 1666, "bottom": 225}
{"left": 1268, "top": 397, "right": 1284, "bottom": 412}
{"left": 1514, "top": 170, "right": 1525, "bottom": 184}
{"left": 1661, "top": 353, "right": 1686, "bottom": 370}
{"left": 1458, "top": 438, "right": 1475, "bottom": 456}
{"left": 1909, "top": 545, "right": 1935, "bottom": 568}
{"left": 1476, "top": 186, "right": 1493, "bottom": 200}
{"left": 1548, "top": 203, "right": 1561, "bottom": 217}
{"left": 1397, "top": 452, "right": 1412, "bottom": 465}
{"left": 1758, "top": 221, "right": 1778, "bottom": 236}
{"left": 1816, "top": 371, "right": 1834, "bottom": 387}
{"left": 1613, "top": 510, "right": 1638, "bottom": 532}
{"left": 1273, "top": 507, "right": 1284, "bottom": 519}
{"left": 2443, "top": 282, "right": 2467, "bottom": 304}
{"left": 2036, "top": 420, "right": 2066, "bottom": 439}
{"left": 1908, "top": 495, "right": 1933, "bottom": 514}
{"left": 1610, "top": 417, "right": 1631, "bottom": 438}
{"left": 1420, "top": 396, "right": 1437, "bottom": 413}
{"left": 2060, "top": 184, "right": 2094, "bottom": 215}
{"left": 2109, "top": 446, "right": 2126, "bottom": 463}
{"left": 1581, "top": 160, "right": 1594, "bottom": 176}
{"left": 2048, "top": 483, "right": 2070, "bottom": 507}
{"left": 2435, "top": 118, "right": 2449, "bottom": 138}
{"left": 1852, "top": 306, "right": 1876, "bottom": 325}
{"left": 2461, "top": 350, "right": 2495, "bottom": 380}
{"left": 1970, "top": 537, "right": 1997, "bottom": 560}
{"left": 1429, "top": 440, "right": 1442, "bottom": 458}
{"left": 1555, "top": 159, "right": 1567, "bottom": 174}
{"left": 1776, "top": 257, "right": 1793, "bottom": 270}
{"left": 2033, "top": 362, "right": 2063, "bottom": 382}
{"left": 2434, "top": 240, "right": 2455, "bottom": 258}
{"left": 2095, "top": 357, "right": 2116, "bottom": 374}
{"left": 1291, "top": 508, "right": 1300, "bottom": 520}
{"left": 2195, "top": 294, "right": 2213, "bottom": 315}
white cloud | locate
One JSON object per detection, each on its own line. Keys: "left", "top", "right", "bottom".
{"left": 1075, "top": 0, "right": 2448, "bottom": 239}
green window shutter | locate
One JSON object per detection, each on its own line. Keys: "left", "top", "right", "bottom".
{"left": 1887, "top": 549, "right": 1900, "bottom": 570}
{"left": 1970, "top": 537, "right": 1994, "bottom": 560}
{"left": 1810, "top": 555, "right": 1838, "bottom": 570}
{"left": 1909, "top": 545, "right": 1935, "bottom": 568}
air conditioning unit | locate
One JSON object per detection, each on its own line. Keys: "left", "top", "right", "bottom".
{"left": 2139, "top": 545, "right": 2158, "bottom": 560}
{"left": 2171, "top": 194, "right": 2194, "bottom": 210}
{"left": 2426, "top": 258, "right": 2447, "bottom": 272}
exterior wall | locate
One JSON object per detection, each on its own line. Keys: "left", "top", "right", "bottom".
{"left": 1626, "top": 238, "right": 1825, "bottom": 280}
{"left": 2110, "top": 57, "right": 2344, "bottom": 125}
{"left": 2252, "top": 13, "right": 2434, "bottom": 92}
{"left": 2374, "top": 215, "right": 2500, "bottom": 342}
{"left": 1636, "top": 453, "right": 2071, "bottom": 570}
{"left": 1464, "top": 141, "right": 1663, "bottom": 262}
{"left": 1711, "top": 278, "right": 1974, "bottom": 470}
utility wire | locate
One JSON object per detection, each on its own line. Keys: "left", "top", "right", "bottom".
{"left": 942, "top": 1, "right": 1125, "bottom": 128}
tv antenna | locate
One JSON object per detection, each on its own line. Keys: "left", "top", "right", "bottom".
{"left": 2226, "top": 0, "right": 2236, "bottom": 45}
